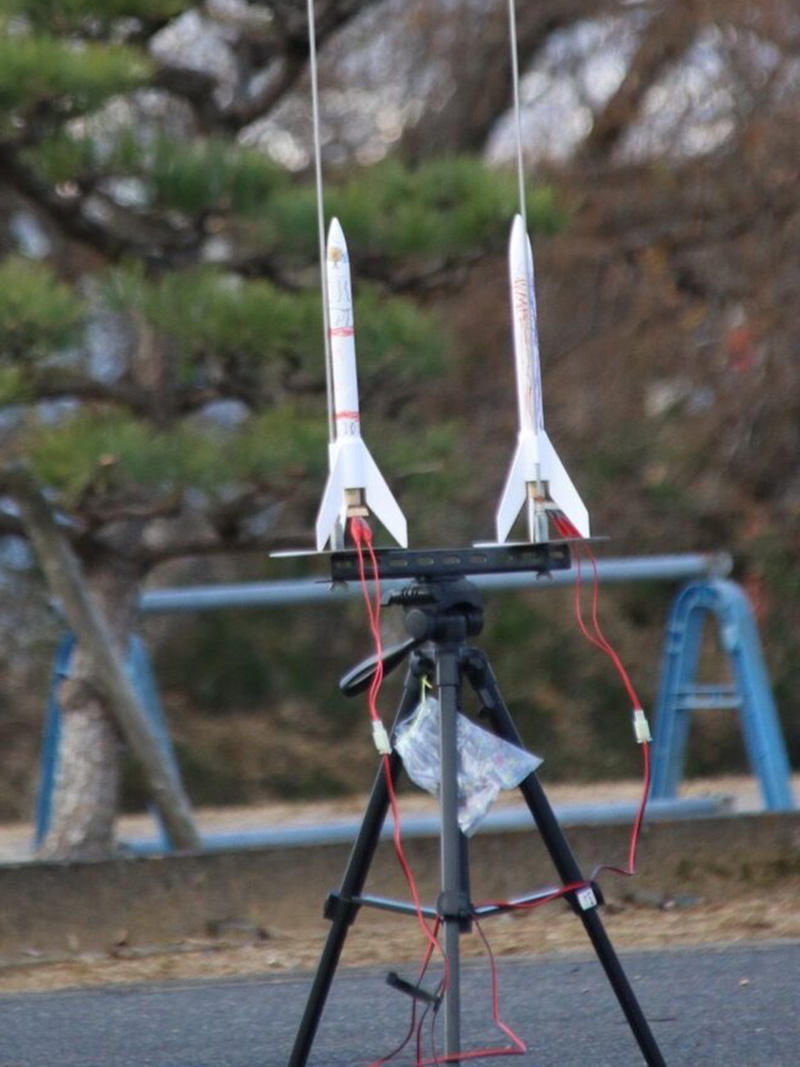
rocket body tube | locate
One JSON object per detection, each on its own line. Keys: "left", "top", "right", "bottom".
{"left": 509, "top": 215, "right": 545, "bottom": 438}
{"left": 315, "top": 219, "right": 408, "bottom": 551}
{"left": 327, "top": 228, "right": 360, "bottom": 434}
{"left": 495, "top": 215, "right": 590, "bottom": 543}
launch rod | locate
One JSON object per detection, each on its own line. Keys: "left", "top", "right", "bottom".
{"left": 508, "top": 0, "right": 527, "bottom": 228}
{"left": 306, "top": 0, "right": 335, "bottom": 447}
{"left": 137, "top": 553, "right": 732, "bottom": 613}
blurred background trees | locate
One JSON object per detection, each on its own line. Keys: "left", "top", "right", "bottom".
{"left": 0, "top": 0, "right": 798, "bottom": 855}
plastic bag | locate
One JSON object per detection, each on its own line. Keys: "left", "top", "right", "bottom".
{"left": 394, "top": 693, "right": 542, "bottom": 835}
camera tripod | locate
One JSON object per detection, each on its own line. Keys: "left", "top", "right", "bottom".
{"left": 287, "top": 553, "right": 667, "bottom": 1066}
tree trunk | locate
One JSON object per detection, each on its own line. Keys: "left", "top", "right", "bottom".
{"left": 1, "top": 464, "right": 200, "bottom": 861}
{"left": 38, "top": 566, "right": 136, "bottom": 862}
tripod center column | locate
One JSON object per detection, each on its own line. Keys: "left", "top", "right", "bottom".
{"left": 436, "top": 644, "right": 467, "bottom": 1061}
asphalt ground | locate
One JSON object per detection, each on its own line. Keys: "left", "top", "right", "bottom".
{"left": 0, "top": 940, "right": 796, "bottom": 1066}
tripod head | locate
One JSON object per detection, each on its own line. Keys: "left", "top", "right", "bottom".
{"left": 337, "top": 542, "right": 570, "bottom": 696}
{"left": 388, "top": 578, "right": 485, "bottom": 643}
{"left": 339, "top": 576, "right": 485, "bottom": 697}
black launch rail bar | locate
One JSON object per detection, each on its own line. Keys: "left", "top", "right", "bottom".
{"left": 328, "top": 540, "right": 573, "bottom": 583}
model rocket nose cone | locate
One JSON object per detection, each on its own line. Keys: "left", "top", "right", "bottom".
{"left": 327, "top": 217, "right": 348, "bottom": 263}
{"left": 510, "top": 213, "right": 525, "bottom": 240}
{"left": 509, "top": 213, "right": 527, "bottom": 267}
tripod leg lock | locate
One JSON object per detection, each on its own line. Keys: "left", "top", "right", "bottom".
{"left": 323, "top": 890, "right": 361, "bottom": 926}
{"left": 386, "top": 970, "right": 443, "bottom": 1008}
{"left": 436, "top": 890, "right": 474, "bottom": 932}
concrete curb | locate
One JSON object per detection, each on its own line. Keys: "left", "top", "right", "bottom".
{"left": 1, "top": 812, "right": 798, "bottom": 959}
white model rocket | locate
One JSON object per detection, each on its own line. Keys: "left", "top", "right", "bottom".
{"left": 495, "top": 214, "right": 590, "bottom": 543}
{"left": 315, "top": 218, "right": 408, "bottom": 551}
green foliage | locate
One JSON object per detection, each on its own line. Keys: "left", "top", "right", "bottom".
{"left": 332, "top": 157, "right": 563, "bottom": 257}
{"left": 0, "top": 0, "right": 187, "bottom": 33}
{"left": 0, "top": 365, "right": 28, "bottom": 404}
{"left": 104, "top": 265, "right": 448, "bottom": 392}
{"left": 382, "top": 420, "right": 459, "bottom": 472}
{"left": 27, "top": 132, "right": 287, "bottom": 218}
{"left": 379, "top": 420, "right": 464, "bottom": 521}
{"left": 261, "top": 157, "right": 565, "bottom": 262}
{"left": 24, "top": 411, "right": 183, "bottom": 499}
{"left": 0, "top": 31, "right": 150, "bottom": 119}
{"left": 375, "top": 420, "right": 463, "bottom": 543}
{"left": 21, "top": 126, "right": 147, "bottom": 185}
{"left": 107, "top": 266, "right": 319, "bottom": 379}
{"left": 150, "top": 138, "right": 288, "bottom": 217}
{"left": 0, "top": 257, "right": 85, "bottom": 363}
{"left": 24, "top": 405, "right": 327, "bottom": 502}
{"left": 351, "top": 284, "right": 447, "bottom": 378}
{"left": 20, "top": 132, "right": 99, "bottom": 184}
{"left": 229, "top": 407, "right": 328, "bottom": 481}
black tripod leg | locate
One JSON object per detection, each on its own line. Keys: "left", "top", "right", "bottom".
{"left": 464, "top": 650, "right": 668, "bottom": 1067}
{"left": 286, "top": 666, "right": 423, "bottom": 1067}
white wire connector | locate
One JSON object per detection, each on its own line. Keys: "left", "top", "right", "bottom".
{"left": 372, "top": 719, "right": 392, "bottom": 755}
{"left": 632, "top": 708, "right": 652, "bottom": 744}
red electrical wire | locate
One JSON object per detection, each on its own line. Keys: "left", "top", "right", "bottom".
{"left": 473, "top": 920, "right": 528, "bottom": 1057}
{"left": 475, "top": 880, "right": 591, "bottom": 916}
{"left": 351, "top": 518, "right": 449, "bottom": 1067}
{"left": 415, "top": 918, "right": 528, "bottom": 1066}
{"left": 551, "top": 513, "right": 651, "bottom": 877}
{"left": 365, "top": 918, "right": 448, "bottom": 1067}
{"left": 350, "top": 519, "right": 528, "bottom": 1066}
{"left": 350, "top": 518, "right": 443, "bottom": 959}
{"left": 413, "top": 925, "right": 526, "bottom": 1067}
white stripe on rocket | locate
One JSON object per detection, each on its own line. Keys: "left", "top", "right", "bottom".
{"left": 315, "top": 218, "right": 408, "bottom": 550}
{"left": 495, "top": 214, "right": 590, "bottom": 542}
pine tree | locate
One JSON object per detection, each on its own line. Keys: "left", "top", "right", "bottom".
{"left": 0, "top": 3, "right": 559, "bottom": 858}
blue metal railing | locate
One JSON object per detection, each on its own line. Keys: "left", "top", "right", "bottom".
{"left": 650, "top": 579, "right": 795, "bottom": 811}
{"left": 35, "top": 550, "right": 794, "bottom": 855}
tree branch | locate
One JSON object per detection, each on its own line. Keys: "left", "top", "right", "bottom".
{"left": 0, "top": 145, "right": 203, "bottom": 267}
{"left": 139, "top": 527, "right": 312, "bottom": 568}
{"left": 400, "top": 0, "right": 622, "bottom": 160}
{"left": 579, "top": 1, "right": 702, "bottom": 162}
{"left": 0, "top": 510, "right": 25, "bottom": 539}
{"left": 153, "top": 0, "right": 384, "bottom": 132}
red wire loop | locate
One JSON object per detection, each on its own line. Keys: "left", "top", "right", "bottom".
{"left": 552, "top": 513, "right": 651, "bottom": 878}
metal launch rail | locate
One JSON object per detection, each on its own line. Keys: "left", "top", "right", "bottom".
{"left": 137, "top": 551, "right": 732, "bottom": 613}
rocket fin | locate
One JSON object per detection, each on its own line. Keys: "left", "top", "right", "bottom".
{"left": 315, "top": 451, "right": 345, "bottom": 551}
{"left": 495, "top": 440, "right": 527, "bottom": 544}
{"left": 315, "top": 442, "right": 408, "bottom": 549}
{"left": 363, "top": 445, "right": 408, "bottom": 547}
{"left": 540, "top": 430, "right": 590, "bottom": 539}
